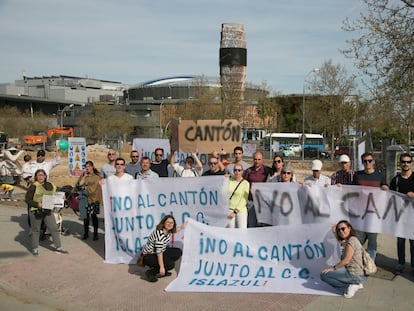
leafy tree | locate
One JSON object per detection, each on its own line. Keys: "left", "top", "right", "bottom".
{"left": 0, "top": 106, "right": 51, "bottom": 138}
{"left": 78, "top": 104, "right": 136, "bottom": 144}
{"left": 308, "top": 60, "right": 356, "bottom": 152}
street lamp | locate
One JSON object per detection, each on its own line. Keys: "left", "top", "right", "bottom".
{"left": 60, "top": 104, "right": 74, "bottom": 129}
{"left": 302, "top": 68, "right": 319, "bottom": 160}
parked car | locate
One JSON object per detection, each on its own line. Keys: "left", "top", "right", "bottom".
{"left": 334, "top": 146, "right": 352, "bottom": 158}
{"left": 274, "top": 146, "right": 295, "bottom": 158}
{"left": 281, "top": 146, "right": 295, "bottom": 157}
{"left": 304, "top": 147, "right": 330, "bottom": 159}
{"left": 290, "top": 144, "right": 302, "bottom": 153}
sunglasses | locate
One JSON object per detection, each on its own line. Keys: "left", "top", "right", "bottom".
{"left": 233, "top": 169, "right": 242, "bottom": 172}
{"left": 209, "top": 162, "right": 218, "bottom": 165}
{"left": 274, "top": 160, "right": 282, "bottom": 163}
{"left": 131, "top": 156, "right": 139, "bottom": 158}
{"left": 108, "top": 153, "right": 116, "bottom": 156}
{"left": 401, "top": 160, "right": 412, "bottom": 164}
{"left": 155, "top": 154, "right": 163, "bottom": 156}
{"left": 115, "top": 163, "right": 125, "bottom": 166}
{"left": 282, "top": 172, "right": 291, "bottom": 175}
{"left": 337, "top": 226, "right": 347, "bottom": 232}
{"left": 362, "top": 159, "right": 373, "bottom": 164}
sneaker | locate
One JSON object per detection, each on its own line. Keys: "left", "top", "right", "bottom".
{"left": 145, "top": 270, "right": 158, "bottom": 283}
{"left": 158, "top": 271, "right": 172, "bottom": 278}
{"left": 55, "top": 247, "right": 69, "bottom": 254}
{"left": 344, "top": 283, "right": 363, "bottom": 298}
{"left": 32, "top": 248, "right": 38, "bottom": 256}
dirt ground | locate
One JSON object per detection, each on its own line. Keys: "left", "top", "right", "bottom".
{"left": 13, "top": 145, "right": 338, "bottom": 195}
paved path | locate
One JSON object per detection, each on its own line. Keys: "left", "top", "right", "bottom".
{"left": 1, "top": 198, "right": 413, "bottom": 311}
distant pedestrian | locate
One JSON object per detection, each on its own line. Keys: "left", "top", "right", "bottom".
{"left": 1, "top": 183, "right": 14, "bottom": 199}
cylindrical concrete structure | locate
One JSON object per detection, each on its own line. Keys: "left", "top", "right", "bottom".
{"left": 220, "top": 23, "right": 247, "bottom": 117}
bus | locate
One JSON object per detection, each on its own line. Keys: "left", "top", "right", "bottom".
{"left": 263, "top": 133, "right": 324, "bottom": 151}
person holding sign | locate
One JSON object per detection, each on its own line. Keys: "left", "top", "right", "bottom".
{"left": 76, "top": 161, "right": 102, "bottom": 241}
{"left": 227, "top": 164, "right": 249, "bottom": 228}
{"left": 320, "top": 220, "right": 367, "bottom": 298}
{"left": 280, "top": 165, "right": 295, "bottom": 183}
{"left": 390, "top": 153, "right": 414, "bottom": 275}
{"left": 142, "top": 215, "right": 186, "bottom": 282}
{"left": 25, "top": 169, "right": 68, "bottom": 256}
{"left": 170, "top": 150, "right": 203, "bottom": 177}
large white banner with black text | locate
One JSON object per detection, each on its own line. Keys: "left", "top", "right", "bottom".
{"left": 252, "top": 183, "right": 414, "bottom": 239}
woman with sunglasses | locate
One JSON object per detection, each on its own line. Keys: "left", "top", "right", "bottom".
{"left": 142, "top": 215, "right": 186, "bottom": 282}
{"left": 227, "top": 164, "right": 250, "bottom": 228}
{"left": 267, "top": 155, "right": 284, "bottom": 182}
{"left": 280, "top": 165, "right": 295, "bottom": 183}
{"left": 320, "top": 220, "right": 367, "bottom": 298}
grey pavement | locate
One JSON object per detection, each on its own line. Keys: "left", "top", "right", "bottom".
{"left": 1, "top": 197, "right": 414, "bottom": 311}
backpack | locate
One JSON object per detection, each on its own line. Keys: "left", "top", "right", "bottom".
{"left": 362, "top": 247, "right": 377, "bottom": 275}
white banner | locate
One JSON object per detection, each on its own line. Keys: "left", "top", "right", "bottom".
{"left": 102, "top": 176, "right": 229, "bottom": 264}
{"left": 166, "top": 219, "right": 340, "bottom": 295}
{"left": 252, "top": 183, "right": 414, "bottom": 240}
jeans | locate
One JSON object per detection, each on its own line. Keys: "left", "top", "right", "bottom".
{"left": 397, "top": 237, "right": 414, "bottom": 268}
{"left": 320, "top": 267, "right": 367, "bottom": 295}
{"left": 226, "top": 212, "right": 248, "bottom": 229}
{"left": 355, "top": 230, "right": 377, "bottom": 260}
{"left": 247, "top": 201, "right": 257, "bottom": 227}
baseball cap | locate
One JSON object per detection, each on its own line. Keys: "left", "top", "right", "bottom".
{"left": 37, "top": 150, "right": 46, "bottom": 157}
{"left": 338, "top": 154, "right": 350, "bottom": 163}
{"left": 311, "top": 159, "right": 323, "bottom": 171}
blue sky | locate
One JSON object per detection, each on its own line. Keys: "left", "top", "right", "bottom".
{"left": 0, "top": 0, "right": 365, "bottom": 94}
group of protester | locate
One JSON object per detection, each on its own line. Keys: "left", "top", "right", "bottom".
{"left": 18, "top": 145, "right": 414, "bottom": 295}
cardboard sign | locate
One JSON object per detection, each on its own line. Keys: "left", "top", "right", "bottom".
{"left": 178, "top": 119, "right": 242, "bottom": 153}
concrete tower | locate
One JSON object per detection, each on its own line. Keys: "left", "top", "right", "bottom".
{"left": 220, "top": 23, "right": 247, "bottom": 118}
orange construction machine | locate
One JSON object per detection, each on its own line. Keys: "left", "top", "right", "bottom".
{"left": 23, "top": 127, "right": 74, "bottom": 150}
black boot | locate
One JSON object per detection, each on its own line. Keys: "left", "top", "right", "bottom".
{"left": 82, "top": 219, "right": 89, "bottom": 240}
{"left": 92, "top": 214, "right": 98, "bottom": 240}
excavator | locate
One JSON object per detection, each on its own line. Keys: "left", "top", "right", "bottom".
{"left": 22, "top": 127, "right": 74, "bottom": 151}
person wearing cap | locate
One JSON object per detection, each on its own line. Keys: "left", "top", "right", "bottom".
{"left": 304, "top": 159, "right": 331, "bottom": 186}
{"left": 331, "top": 154, "right": 355, "bottom": 185}
{"left": 27, "top": 148, "right": 61, "bottom": 184}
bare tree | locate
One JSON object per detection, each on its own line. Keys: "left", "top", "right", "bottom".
{"left": 342, "top": 0, "right": 414, "bottom": 142}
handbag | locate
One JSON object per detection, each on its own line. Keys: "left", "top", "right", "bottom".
{"left": 87, "top": 202, "right": 100, "bottom": 215}
{"left": 136, "top": 253, "right": 145, "bottom": 267}
{"left": 362, "top": 247, "right": 377, "bottom": 275}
